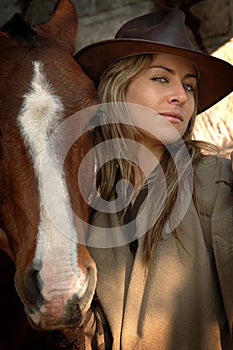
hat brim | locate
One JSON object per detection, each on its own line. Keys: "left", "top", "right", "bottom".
{"left": 75, "top": 38, "right": 233, "bottom": 113}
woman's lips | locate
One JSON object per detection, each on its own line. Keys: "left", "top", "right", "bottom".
{"left": 159, "top": 112, "right": 183, "bottom": 123}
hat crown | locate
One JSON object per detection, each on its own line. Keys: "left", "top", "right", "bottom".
{"left": 115, "top": 8, "right": 194, "bottom": 51}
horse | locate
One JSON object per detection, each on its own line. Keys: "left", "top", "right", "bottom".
{"left": 0, "top": 0, "right": 99, "bottom": 348}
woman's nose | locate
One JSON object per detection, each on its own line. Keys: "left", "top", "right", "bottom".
{"left": 169, "top": 82, "right": 187, "bottom": 105}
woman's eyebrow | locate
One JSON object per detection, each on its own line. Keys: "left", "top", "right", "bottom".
{"left": 149, "top": 65, "right": 198, "bottom": 79}
{"left": 149, "top": 65, "right": 174, "bottom": 74}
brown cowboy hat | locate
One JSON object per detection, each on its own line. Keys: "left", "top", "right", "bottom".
{"left": 75, "top": 7, "right": 233, "bottom": 113}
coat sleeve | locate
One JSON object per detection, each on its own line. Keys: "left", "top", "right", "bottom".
{"left": 211, "top": 157, "right": 233, "bottom": 338}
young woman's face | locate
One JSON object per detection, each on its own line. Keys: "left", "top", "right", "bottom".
{"left": 125, "top": 53, "right": 198, "bottom": 150}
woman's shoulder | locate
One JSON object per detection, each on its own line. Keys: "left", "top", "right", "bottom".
{"left": 194, "top": 155, "right": 232, "bottom": 184}
{"left": 194, "top": 155, "right": 232, "bottom": 214}
{"left": 195, "top": 154, "right": 231, "bottom": 173}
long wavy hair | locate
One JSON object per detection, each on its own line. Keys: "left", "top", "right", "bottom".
{"left": 92, "top": 54, "right": 217, "bottom": 267}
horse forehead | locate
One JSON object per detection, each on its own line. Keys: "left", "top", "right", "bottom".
{"left": 0, "top": 32, "right": 96, "bottom": 114}
{"left": 38, "top": 47, "right": 94, "bottom": 92}
{"left": 18, "top": 60, "right": 64, "bottom": 154}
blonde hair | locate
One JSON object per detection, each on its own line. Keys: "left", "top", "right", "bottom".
{"left": 93, "top": 54, "right": 216, "bottom": 267}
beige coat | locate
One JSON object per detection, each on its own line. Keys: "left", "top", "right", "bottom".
{"left": 88, "top": 156, "right": 233, "bottom": 350}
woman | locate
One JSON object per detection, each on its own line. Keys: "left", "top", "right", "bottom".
{"left": 75, "top": 7, "right": 233, "bottom": 350}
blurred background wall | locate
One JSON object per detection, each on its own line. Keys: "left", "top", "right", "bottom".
{"left": 1, "top": 0, "right": 233, "bottom": 157}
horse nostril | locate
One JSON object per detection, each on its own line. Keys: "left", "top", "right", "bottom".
{"left": 24, "top": 265, "right": 44, "bottom": 311}
{"left": 62, "top": 294, "right": 82, "bottom": 327}
{"left": 86, "top": 260, "right": 96, "bottom": 277}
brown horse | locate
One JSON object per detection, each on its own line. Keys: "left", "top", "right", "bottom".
{"left": 0, "top": 0, "right": 98, "bottom": 346}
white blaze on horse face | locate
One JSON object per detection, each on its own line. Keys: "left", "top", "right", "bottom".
{"left": 17, "top": 61, "right": 88, "bottom": 321}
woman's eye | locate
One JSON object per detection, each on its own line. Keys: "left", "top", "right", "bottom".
{"left": 183, "top": 83, "right": 195, "bottom": 92}
{"left": 151, "top": 76, "right": 167, "bottom": 83}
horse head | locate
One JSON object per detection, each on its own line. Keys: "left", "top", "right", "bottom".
{"left": 0, "top": 0, "right": 97, "bottom": 331}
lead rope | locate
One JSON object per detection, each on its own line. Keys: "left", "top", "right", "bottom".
{"left": 56, "top": 301, "right": 110, "bottom": 350}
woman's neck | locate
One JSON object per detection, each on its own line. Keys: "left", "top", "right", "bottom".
{"left": 130, "top": 142, "right": 164, "bottom": 204}
{"left": 137, "top": 140, "right": 164, "bottom": 177}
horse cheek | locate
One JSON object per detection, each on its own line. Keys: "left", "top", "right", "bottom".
{"left": 0, "top": 227, "right": 15, "bottom": 262}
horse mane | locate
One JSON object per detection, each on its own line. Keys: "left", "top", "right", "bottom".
{"left": 0, "top": 13, "right": 37, "bottom": 46}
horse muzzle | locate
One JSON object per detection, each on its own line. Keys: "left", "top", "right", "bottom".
{"left": 18, "top": 257, "right": 97, "bottom": 330}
